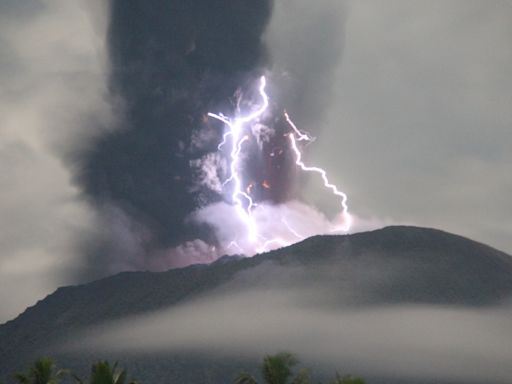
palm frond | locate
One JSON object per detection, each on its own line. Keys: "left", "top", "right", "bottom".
{"left": 291, "top": 368, "right": 310, "bottom": 384}
{"left": 234, "top": 372, "right": 258, "bottom": 384}
{"left": 70, "top": 372, "right": 84, "bottom": 384}
{"left": 332, "top": 373, "right": 365, "bottom": 384}
{"left": 262, "top": 352, "right": 298, "bottom": 384}
{"left": 14, "top": 373, "right": 30, "bottom": 384}
{"left": 113, "top": 369, "right": 127, "bottom": 384}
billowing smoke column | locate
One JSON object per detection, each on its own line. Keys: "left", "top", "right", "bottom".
{"left": 80, "top": 0, "right": 351, "bottom": 270}
{"left": 81, "top": 0, "right": 279, "bottom": 266}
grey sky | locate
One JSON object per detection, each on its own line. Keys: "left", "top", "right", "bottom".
{"left": 268, "top": 0, "right": 512, "bottom": 252}
{"left": 0, "top": 0, "right": 109, "bottom": 322}
{"left": 0, "top": 0, "right": 511, "bottom": 323}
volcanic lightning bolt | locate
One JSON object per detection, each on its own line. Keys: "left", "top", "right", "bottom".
{"left": 285, "top": 113, "right": 352, "bottom": 233}
{"left": 208, "top": 76, "right": 352, "bottom": 254}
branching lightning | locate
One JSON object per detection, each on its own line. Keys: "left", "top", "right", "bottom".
{"left": 285, "top": 114, "right": 352, "bottom": 233}
{"left": 208, "top": 77, "right": 269, "bottom": 245}
{"left": 208, "top": 76, "right": 351, "bottom": 254}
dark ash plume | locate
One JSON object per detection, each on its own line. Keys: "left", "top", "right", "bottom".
{"left": 80, "top": 0, "right": 284, "bottom": 271}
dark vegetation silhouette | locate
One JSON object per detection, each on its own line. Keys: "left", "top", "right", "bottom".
{"left": 14, "top": 359, "right": 137, "bottom": 384}
{"left": 72, "top": 361, "right": 137, "bottom": 384}
{"left": 14, "top": 358, "right": 66, "bottom": 384}
{"left": 234, "top": 352, "right": 365, "bottom": 384}
{"left": 331, "top": 374, "right": 366, "bottom": 384}
{"left": 11, "top": 355, "right": 364, "bottom": 384}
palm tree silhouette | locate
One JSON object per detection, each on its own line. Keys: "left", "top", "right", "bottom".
{"left": 72, "top": 361, "right": 136, "bottom": 384}
{"left": 331, "top": 374, "right": 365, "bottom": 384}
{"left": 14, "top": 358, "right": 66, "bottom": 384}
{"left": 234, "top": 352, "right": 310, "bottom": 384}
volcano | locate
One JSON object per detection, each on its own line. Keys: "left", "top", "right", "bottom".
{"left": 1, "top": 226, "right": 512, "bottom": 383}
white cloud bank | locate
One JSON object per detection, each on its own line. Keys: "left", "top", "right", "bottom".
{"left": 69, "top": 287, "right": 512, "bottom": 383}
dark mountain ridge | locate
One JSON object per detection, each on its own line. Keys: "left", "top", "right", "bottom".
{"left": 1, "top": 226, "right": 512, "bottom": 383}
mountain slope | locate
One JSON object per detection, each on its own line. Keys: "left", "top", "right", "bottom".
{"left": 1, "top": 226, "right": 512, "bottom": 383}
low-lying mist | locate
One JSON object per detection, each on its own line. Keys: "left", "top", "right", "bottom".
{"left": 65, "top": 261, "right": 512, "bottom": 383}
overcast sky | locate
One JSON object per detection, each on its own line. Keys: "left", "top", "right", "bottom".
{"left": 269, "top": 0, "right": 512, "bottom": 252}
{"left": 0, "top": 0, "right": 109, "bottom": 322}
{"left": 0, "top": 0, "right": 511, "bottom": 323}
